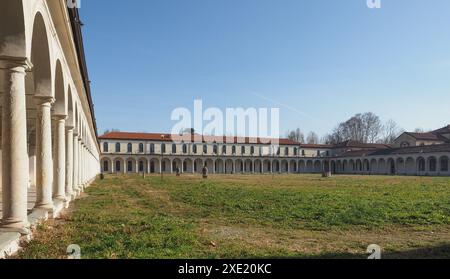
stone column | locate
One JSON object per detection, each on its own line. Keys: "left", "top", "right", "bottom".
{"left": 0, "top": 59, "right": 31, "bottom": 232}
{"left": 53, "top": 115, "right": 66, "bottom": 200}
{"left": 65, "top": 127, "right": 74, "bottom": 199}
{"left": 83, "top": 147, "right": 85, "bottom": 182}
{"left": 72, "top": 133, "right": 79, "bottom": 196}
{"left": 80, "top": 143, "right": 84, "bottom": 186}
{"left": 78, "top": 139, "right": 83, "bottom": 189}
{"left": 34, "top": 95, "right": 55, "bottom": 210}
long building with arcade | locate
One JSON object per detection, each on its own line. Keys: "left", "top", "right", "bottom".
{"left": 99, "top": 125, "right": 450, "bottom": 177}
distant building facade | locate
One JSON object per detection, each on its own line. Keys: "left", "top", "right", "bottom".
{"left": 393, "top": 125, "right": 450, "bottom": 148}
{"left": 99, "top": 126, "right": 450, "bottom": 177}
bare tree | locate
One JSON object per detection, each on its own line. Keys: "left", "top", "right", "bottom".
{"left": 306, "top": 131, "right": 319, "bottom": 144}
{"left": 180, "top": 128, "right": 196, "bottom": 135}
{"left": 414, "top": 128, "right": 425, "bottom": 133}
{"left": 326, "top": 112, "right": 382, "bottom": 143}
{"left": 287, "top": 128, "right": 305, "bottom": 143}
{"left": 103, "top": 128, "right": 120, "bottom": 134}
{"left": 362, "top": 112, "right": 382, "bottom": 143}
{"left": 381, "top": 119, "right": 404, "bottom": 144}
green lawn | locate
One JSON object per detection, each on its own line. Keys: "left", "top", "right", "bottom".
{"left": 16, "top": 174, "right": 450, "bottom": 259}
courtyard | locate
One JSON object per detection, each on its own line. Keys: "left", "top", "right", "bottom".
{"left": 16, "top": 174, "right": 450, "bottom": 259}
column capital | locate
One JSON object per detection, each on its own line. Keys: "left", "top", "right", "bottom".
{"left": 0, "top": 56, "right": 32, "bottom": 71}
{"left": 52, "top": 114, "right": 67, "bottom": 121}
{"left": 34, "top": 95, "right": 55, "bottom": 106}
{"left": 66, "top": 125, "right": 75, "bottom": 131}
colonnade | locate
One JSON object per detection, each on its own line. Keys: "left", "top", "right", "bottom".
{"left": 101, "top": 156, "right": 325, "bottom": 175}
{"left": 101, "top": 153, "right": 450, "bottom": 177}
{"left": 0, "top": 0, "right": 100, "bottom": 234}
{"left": 329, "top": 154, "right": 450, "bottom": 176}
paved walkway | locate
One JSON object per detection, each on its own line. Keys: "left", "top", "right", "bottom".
{"left": 0, "top": 187, "right": 36, "bottom": 220}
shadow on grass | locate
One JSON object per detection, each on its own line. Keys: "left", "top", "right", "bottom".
{"left": 267, "top": 244, "right": 450, "bottom": 259}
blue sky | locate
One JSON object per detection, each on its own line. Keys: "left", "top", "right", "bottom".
{"left": 80, "top": 0, "right": 450, "bottom": 137}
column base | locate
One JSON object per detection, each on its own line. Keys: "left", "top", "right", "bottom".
{"left": 0, "top": 225, "right": 31, "bottom": 236}
{"left": 28, "top": 208, "right": 49, "bottom": 228}
{"left": 33, "top": 203, "right": 54, "bottom": 211}
{"left": 51, "top": 200, "right": 65, "bottom": 219}
{"left": 71, "top": 192, "right": 78, "bottom": 200}
{"left": 0, "top": 231, "right": 22, "bottom": 259}
{"left": 64, "top": 195, "right": 73, "bottom": 208}
{"left": 65, "top": 194, "right": 73, "bottom": 202}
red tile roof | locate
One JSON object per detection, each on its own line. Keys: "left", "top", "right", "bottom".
{"left": 401, "top": 125, "right": 450, "bottom": 142}
{"left": 431, "top": 125, "right": 450, "bottom": 134}
{"left": 336, "top": 143, "right": 450, "bottom": 157}
{"left": 332, "top": 140, "right": 391, "bottom": 149}
{"left": 404, "top": 132, "right": 442, "bottom": 141}
{"left": 300, "top": 144, "right": 333, "bottom": 149}
{"left": 99, "top": 132, "right": 300, "bottom": 145}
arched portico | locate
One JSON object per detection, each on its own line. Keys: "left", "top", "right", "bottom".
{"left": 313, "top": 160, "right": 321, "bottom": 173}
{"left": 0, "top": 3, "right": 101, "bottom": 234}
{"left": 236, "top": 159, "right": 244, "bottom": 173}
{"left": 205, "top": 159, "right": 214, "bottom": 174}
{"left": 439, "top": 156, "right": 449, "bottom": 174}
{"left": 126, "top": 158, "right": 136, "bottom": 173}
{"left": 114, "top": 158, "right": 124, "bottom": 174}
{"left": 263, "top": 160, "right": 271, "bottom": 173}
{"left": 378, "top": 159, "right": 386, "bottom": 174}
{"left": 417, "top": 157, "right": 426, "bottom": 174}
{"left": 396, "top": 158, "right": 405, "bottom": 175}
{"left": 298, "top": 160, "right": 306, "bottom": 173}
{"left": 244, "top": 159, "right": 253, "bottom": 173}
{"left": 370, "top": 159, "right": 378, "bottom": 174}
{"left": 254, "top": 160, "right": 262, "bottom": 173}
{"left": 225, "top": 159, "right": 234, "bottom": 174}
{"left": 306, "top": 160, "right": 313, "bottom": 173}
{"left": 215, "top": 159, "right": 224, "bottom": 174}
{"left": 137, "top": 158, "right": 146, "bottom": 173}
{"left": 273, "top": 160, "right": 280, "bottom": 173}
{"left": 172, "top": 158, "right": 182, "bottom": 173}
{"left": 102, "top": 158, "right": 112, "bottom": 174}
{"left": 149, "top": 158, "right": 160, "bottom": 173}
{"left": 289, "top": 160, "right": 297, "bottom": 173}
{"left": 405, "top": 157, "right": 415, "bottom": 175}
{"left": 183, "top": 158, "right": 193, "bottom": 173}
{"left": 387, "top": 158, "right": 396, "bottom": 175}
{"left": 194, "top": 158, "right": 203, "bottom": 173}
